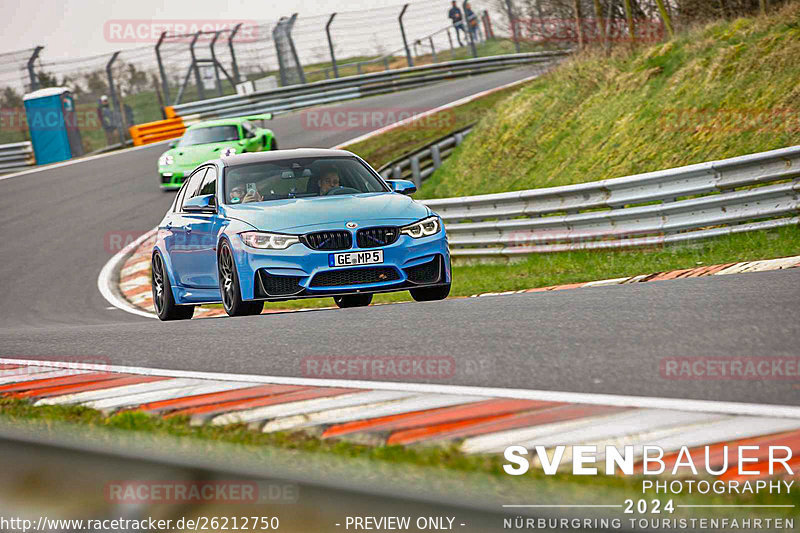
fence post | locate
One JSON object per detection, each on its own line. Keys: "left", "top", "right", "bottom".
{"left": 229, "top": 23, "right": 242, "bottom": 85}
{"left": 326, "top": 13, "right": 339, "bottom": 78}
{"left": 210, "top": 31, "right": 224, "bottom": 96}
{"left": 410, "top": 155, "right": 421, "bottom": 188}
{"left": 105, "top": 51, "right": 126, "bottom": 145}
{"left": 155, "top": 32, "right": 170, "bottom": 103}
{"left": 27, "top": 46, "right": 43, "bottom": 92}
{"left": 383, "top": 57, "right": 390, "bottom": 71}
{"left": 286, "top": 14, "right": 306, "bottom": 85}
{"left": 446, "top": 29, "right": 455, "bottom": 60}
{"left": 462, "top": 1, "right": 478, "bottom": 57}
{"left": 505, "top": 0, "right": 521, "bottom": 53}
{"left": 189, "top": 31, "right": 205, "bottom": 100}
{"left": 431, "top": 144, "right": 442, "bottom": 169}
{"left": 273, "top": 20, "right": 289, "bottom": 86}
{"left": 399, "top": 4, "right": 414, "bottom": 67}
{"left": 429, "top": 36, "right": 437, "bottom": 63}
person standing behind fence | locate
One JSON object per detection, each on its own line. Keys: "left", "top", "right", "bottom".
{"left": 97, "top": 95, "right": 115, "bottom": 146}
{"left": 448, "top": 1, "right": 466, "bottom": 46}
{"left": 464, "top": 2, "right": 479, "bottom": 42}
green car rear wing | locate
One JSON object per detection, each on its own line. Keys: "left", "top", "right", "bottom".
{"left": 243, "top": 113, "right": 273, "bottom": 121}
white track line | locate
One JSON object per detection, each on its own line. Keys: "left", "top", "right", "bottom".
{"left": 0, "top": 140, "right": 171, "bottom": 183}
{"left": 4, "top": 358, "right": 799, "bottom": 419}
{"left": 97, "top": 228, "right": 158, "bottom": 319}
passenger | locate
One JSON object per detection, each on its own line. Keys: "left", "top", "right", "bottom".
{"left": 229, "top": 184, "right": 262, "bottom": 203}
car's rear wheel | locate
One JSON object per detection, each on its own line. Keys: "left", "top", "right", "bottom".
{"left": 152, "top": 252, "right": 195, "bottom": 321}
{"left": 218, "top": 240, "right": 264, "bottom": 317}
{"left": 410, "top": 284, "right": 451, "bottom": 302}
{"left": 334, "top": 294, "right": 373, "bottom": 308}
{"left": 268, "top": 138, "right": 277, "bottom": 151}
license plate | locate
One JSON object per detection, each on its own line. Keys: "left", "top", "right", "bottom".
{"left": 329, "top": 250, "right": 384, "bottom": 267}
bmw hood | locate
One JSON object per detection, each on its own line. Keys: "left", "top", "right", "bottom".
{"left": 221, "top": 193, "right": 431, "bottom": 232}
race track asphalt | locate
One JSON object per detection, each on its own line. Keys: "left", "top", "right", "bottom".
{"left": 0, "top": 65, "right": 797, "bottom": 407}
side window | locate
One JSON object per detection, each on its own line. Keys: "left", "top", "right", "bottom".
{"left": 242, "top": 121, "right": 256, "bottom": 138}
{"left": 199, "top": 166, "right": 217, "bottom": 197}
{"left": 179, "top": 167, "right": 207, "bottom": 211}
{"left": 172, "top": 180, "right": 190, "bottom": 212}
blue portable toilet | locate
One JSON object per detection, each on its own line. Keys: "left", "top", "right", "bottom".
{"left": 24, "top": 87, "right": 84, "bottom": 165}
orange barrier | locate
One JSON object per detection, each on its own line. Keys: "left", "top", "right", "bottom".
{"left": 129, "top": 115, "right": 185, "bottom": 146}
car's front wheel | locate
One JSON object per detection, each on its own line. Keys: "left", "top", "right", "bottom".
{"left": 152, "top": 252, "right": 195, "bottom": 321}
{"left": 410, "top": 284, "right": 451, "bottom": 302}
{"left": 218, "top": 240, "right": 264, "bottom": 317}
{"left": 334, "top": 294, "right": 373, "bottom": 308}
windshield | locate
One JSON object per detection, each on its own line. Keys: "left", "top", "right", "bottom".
{"left": 178, "top": 125, "right": 239, "bottom": 146}
{"left": 223, "top": 157, "right": 389, "bottom": 204}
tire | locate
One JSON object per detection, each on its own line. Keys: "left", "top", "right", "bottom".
{"left": 333, "top": 294, "right": 373, "bottom": 308}
{"left": 217, "top": 240, "right": 263, "bottom": 317}
{"left": 410, "top": 284, "right": 451, "bottom": 302}
{"left": 269, "top": 138, "right": 277, "bottom": 151}
{"left": 152, "top": 252, "right": 195, "bottom": 321}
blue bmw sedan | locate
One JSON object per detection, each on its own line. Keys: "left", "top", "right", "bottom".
{"left": 151, "top": 149, "right": 451, "bottom": 320}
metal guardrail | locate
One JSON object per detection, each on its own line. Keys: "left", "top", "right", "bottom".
{"left": 170, "top": 52, "right": 568, "bottom": 123}
{"left": 0, "top": 141, "right": 35, "bottom": 173}
{"left": 418, "top": 145, "right": 800, "bottom": 258}
{"left": 378, "top": 125, "right": 474, "bottom": 186}
{"left": 0, "top": 420, "right": 625, "bottom": 533}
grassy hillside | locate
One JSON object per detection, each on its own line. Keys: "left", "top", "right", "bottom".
{"left": 418, "top": 3, "right": 800, "bottom": 198}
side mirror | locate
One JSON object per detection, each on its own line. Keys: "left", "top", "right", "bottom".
{"left": 387, "top": 179, "right": 417, "bottom": 195}
{"left": 169, "top": 140, "right": 178, "bottom": 148}
{"left": 183, "top": 194, "right": 216, "bottom": 213}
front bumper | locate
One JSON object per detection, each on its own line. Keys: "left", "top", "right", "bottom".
{"left": 230, "top": 231, "right": 451, "bottom": 301}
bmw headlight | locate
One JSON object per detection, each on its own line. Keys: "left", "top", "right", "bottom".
{"left": 400, "top": 216, "right": 441, "bottom": 238}
{"left": 158, "top": 154, "right": 174, "bottom": 166}
{"left": 239, "top": 231, "right": 299, "bottom": 250}
{"left": 222, "top": 147, "right": 237, "bottom": 157}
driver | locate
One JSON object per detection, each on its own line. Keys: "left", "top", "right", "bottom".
{"left": 318, "top": 167, "right": 340, "bottom": 195}
{"left": 229, "top": 184, "right": 262, "bottom": 204}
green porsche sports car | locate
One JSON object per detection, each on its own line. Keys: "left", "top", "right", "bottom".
{"left": 157, "top": 114, "right": 277, "bottom": 190}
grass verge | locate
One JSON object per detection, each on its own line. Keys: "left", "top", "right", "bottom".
{"left": 417, "top": 4, "right": 800, "bottom": 199}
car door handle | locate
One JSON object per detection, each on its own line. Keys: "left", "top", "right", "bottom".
{"left": 185, "top": 224, "right": 192, "bottom": 234}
